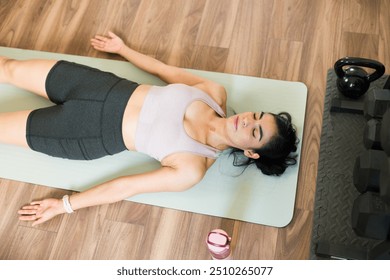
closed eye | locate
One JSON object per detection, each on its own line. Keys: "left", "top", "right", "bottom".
{"left": 252, "top": 112, "right": 257, "bottom": 137}
{"left": 252, "top": 112, "right": 261, "bottom": 139}
{"left": 258, "top": 112, "right": 264, "bottom": 142}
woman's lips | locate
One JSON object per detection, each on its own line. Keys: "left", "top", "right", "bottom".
{"left": 235, "top": 116, "right": 238, "bottom": 130}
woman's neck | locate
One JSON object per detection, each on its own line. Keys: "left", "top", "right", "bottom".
{"left": 205, "top": 116, "right": 231, "bottom": 150}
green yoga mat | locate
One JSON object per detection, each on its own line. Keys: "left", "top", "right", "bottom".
{"left": 0, "top": 47, "right": 307, "bottom": 227}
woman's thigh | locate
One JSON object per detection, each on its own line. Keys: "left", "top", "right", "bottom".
{"left": 1, "top": 58, "right": 57, "bottom": 99}
{"left": 0, "top": 110, "right": 31, "bottom": 147}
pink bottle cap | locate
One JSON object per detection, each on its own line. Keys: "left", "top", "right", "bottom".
{"left": 206, "top": 229, "right": 232, "bottom": 260}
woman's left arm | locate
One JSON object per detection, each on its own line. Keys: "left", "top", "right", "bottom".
{"left": 18, "top": 164, "right": 204, "bottom": 226}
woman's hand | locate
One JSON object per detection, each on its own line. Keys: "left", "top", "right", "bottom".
{"left": 18, "top": 198, "right": 65, "bottom": 226}
{"left": 90, "top": 31, "right": 125, "bottom": 54}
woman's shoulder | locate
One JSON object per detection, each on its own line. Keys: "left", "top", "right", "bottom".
{"left": 193, "top": 82, "right": 227, "bottom": 109}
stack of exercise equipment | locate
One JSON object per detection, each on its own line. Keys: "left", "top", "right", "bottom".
{"left": 314, "top": 58, "right": 390, "bottom": 259}
{"left": 352, "top": 89, "right": 390, "bottom": 241}
{"left": 331, "top": 57, "right": 385, "bottom": 113}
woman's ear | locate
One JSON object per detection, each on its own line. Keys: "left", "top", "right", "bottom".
{"left": 244, "top": 150, "right": 260, "bottom": 159}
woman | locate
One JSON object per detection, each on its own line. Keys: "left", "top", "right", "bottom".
{"left": 0, "top": 32, "right": 298, "bottom": 226}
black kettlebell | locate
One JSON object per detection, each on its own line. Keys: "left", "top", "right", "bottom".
{"left": 334, "top": 57, "right": 385, "bottom": 99}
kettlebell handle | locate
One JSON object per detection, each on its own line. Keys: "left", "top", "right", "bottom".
{"left": 334, "top": 57, "right": 385, "bottom": 82}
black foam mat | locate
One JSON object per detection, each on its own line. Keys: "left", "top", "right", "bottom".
{"left": 310, "top": 69, "right": 389, "bottom": 259}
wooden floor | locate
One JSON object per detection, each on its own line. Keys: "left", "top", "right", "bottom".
{"left": 0, "top": 0, "right": 389, "bottom": 260}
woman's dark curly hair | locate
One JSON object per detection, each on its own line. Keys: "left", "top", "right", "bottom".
{"left": 230, "top": 112, "right": 299, "bottom": 176}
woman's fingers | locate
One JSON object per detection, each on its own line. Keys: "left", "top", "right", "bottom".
{"left": 20, "top": 205, "right": 38, "bottom": 210}
{"left": 19, "top": 214, "right": 47, "bottom": 227}
{"left": 30, "top": 201, "right": 43, "bottom": 205}
{"left": 18, "top": 202, "right": 42, "bottom": 220}
{"left": 18, "top": 203, "right": 39, "bottom": 213}
{"left": 93, "top": 35, "right": 108, "bottom": 42}
{"left": 90, "top": 38, "right": 104, "bottom": 46}
{"left": 90, "top": 39, "right": 106, "bottom": 51}
{"left": 19, "top": 215, "right": 38, "bottom": 221}
{"left": 90, "top": 32, "right": 123, "bottom": 54}
{"left": 18, "top": 209, "right": 38, "bottom": 215}
{"left": 17, "top": 198, "right": 62, "bottom": 226}
{"left": 91, "top": 36, "right": 107, "bottom": 46}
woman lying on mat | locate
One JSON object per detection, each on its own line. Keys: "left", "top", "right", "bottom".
{"left": 0, "top": 32, "right": 298, "bottom": 226}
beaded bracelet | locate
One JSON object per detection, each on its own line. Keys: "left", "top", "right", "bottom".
{"left": 62, "top": 195, "right": 74, "bottom": 214}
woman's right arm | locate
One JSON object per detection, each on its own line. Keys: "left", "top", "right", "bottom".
{"left": 91, "top": 32, "right": 169, "bottom": 79}
{"left": 91, "top": 32, "right": 226, "bottom": 106}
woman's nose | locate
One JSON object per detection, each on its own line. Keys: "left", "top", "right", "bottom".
{"left": 243, "top": 117, "right": 251, "bottom": 127}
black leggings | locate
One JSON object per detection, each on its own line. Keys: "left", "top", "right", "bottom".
{"left": 26, "top": 61, "right": 139, "bottom": 160}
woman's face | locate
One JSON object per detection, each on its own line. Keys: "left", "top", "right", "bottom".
{"left": 226, "top": 111, "right": 277, "bottom": 153}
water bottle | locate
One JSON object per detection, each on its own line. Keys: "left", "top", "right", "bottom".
{"left": 206, "top": 229, "right": 232, "bottom": 260}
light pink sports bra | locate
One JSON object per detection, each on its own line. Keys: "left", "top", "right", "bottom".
{"left": 134, "top": 84, "right": 226, "bottom": 161}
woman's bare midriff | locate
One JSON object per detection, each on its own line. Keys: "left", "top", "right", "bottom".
{"left": 121, "top": 84, "right": 151, "bottom": 150}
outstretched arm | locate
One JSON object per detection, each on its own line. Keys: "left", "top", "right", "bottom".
{"left": 91, "top": 32, "right": 169, "bottom": 80}
{"left": 18, "top": 165, "right": 204, "bottom": 226}
{"left": 90, "top": 32, "right": 226, "bottom": 105}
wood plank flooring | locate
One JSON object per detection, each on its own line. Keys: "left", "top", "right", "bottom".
{"left": 0, "top": 0, "right": 389, "bottom": 259}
